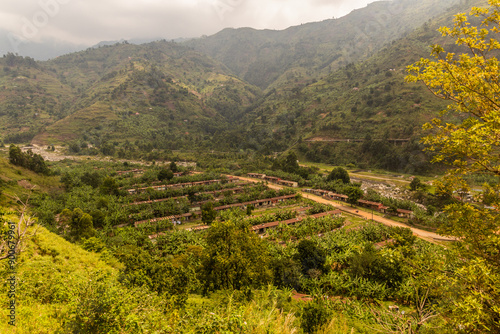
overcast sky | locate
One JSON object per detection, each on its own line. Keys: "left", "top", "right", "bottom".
{"left": 1, "top": 0, "right": 376, "bottom": 47}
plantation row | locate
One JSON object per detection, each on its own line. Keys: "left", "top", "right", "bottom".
{"left": 116, "top": 170, "right": 224, "bottom": 188}
{"left": 20, "top": 158, "right": 469, "bottom": 332}
{"left": 133, "top": 194, "right": 299, "bottom": 226}
{"left": 127, "top": 185, "right": 252, "bottom": 205}
{"left": 126, "top": 181, "right": 253, "bottom": 202}
{"left": 126, "top": 177, "right": 240, "bottom": 194}
{"left": 125, "top": 181, "right": 295, "bottom": 222}
{"left": 251, "top": 210, "right": 343, "bottom": 234}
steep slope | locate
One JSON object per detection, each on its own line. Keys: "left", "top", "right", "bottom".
{"left": 185, "top": 0, "right": 462, "bottom": 89}
{"left": 0, "top": 41, "right": 262, "bottom": 151}
{"left": 0, "top": 54, "right": 76, "bottom": 143}
{"left": 0, "top": 0, "right": 490, "bottom": 170}
{"left": 0, "top": 221, "right": 119, "bottom": 333}
{"left": 228, "top": 0, "right": 488, "bottom": 172}
{"left": 0, "top": 154, "right": 60, "bottom": 209}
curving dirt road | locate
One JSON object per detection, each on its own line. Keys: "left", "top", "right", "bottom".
{"left": 231, "top": 175, "right": 454, "bottom": 243}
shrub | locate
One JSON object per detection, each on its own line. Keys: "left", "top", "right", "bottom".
{"left": 301, "top": 299, "right": 332, "bottom": 333}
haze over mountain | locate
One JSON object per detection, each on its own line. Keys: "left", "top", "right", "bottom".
{"left": 185, "top": 0, "right": 462, "bottom": 89}
{"left": 0, "top": 0, "right": 377, "bottom": 60}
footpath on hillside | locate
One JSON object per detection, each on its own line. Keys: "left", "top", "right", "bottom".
{"left": 231, "top": 175, "right": 454, "bottom": 243}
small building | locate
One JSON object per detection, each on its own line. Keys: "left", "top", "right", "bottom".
{"left": 189, "top": 225, "right": 210, "bottom": 232}
{"left": 396, "top": 208, "right": 413, "bottom": 218}
{"left": 247, "top": 173, "right": 266, "bottom": 179}
{"left": 312, "top": 210, "right": 342, "bottom": 218}
{"left": 264, "top": 176, "right": 280, "bottom": 183}
{"left": 358, "top": 199, "right": 387, "bottom": 212}
{"left": 277, "top": 179, "right": 299, "bottom": 188}
{"left": 329, "top": 193, "right": 348, "bottom": 202}
{"left": 379, "top": 205, "right": 389, "bottom": 213}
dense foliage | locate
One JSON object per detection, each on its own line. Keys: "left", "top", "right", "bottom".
{"left": 9, "top": 145, "right": 50, "bottom": 175}
{"left": 2, "top": 0, "right": 500, "bottom": 332}
{"left": 407, "top": 1, "right": 500, "bottom": 331}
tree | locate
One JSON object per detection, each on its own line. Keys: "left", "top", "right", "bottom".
{"left": 409, "top": 177, "right": 424, "bottom": 191}
{"left": 327, "top": 166, "right": 350, "bottom": 184}
{"left": 283, "top": 151, "right": 300, "bottom": 174}
{"left": 406, "top": 2, "right": 500, "bottom": 331}
{"left": 81, "top": 171, "right": 102, "bottom": 188}
{"left": 295, "top": 239, "right": 326, "bottom": 276}
{"left": 9, "top": 144, "right": 25, "bottom": 166}
{"left": 8, "top": 145, "right": 50, "bottom": 175}
{"left": 246, "top": 204, "right": 255, "bottom": 216}
{"left": 348, "top": 243, "right": 405, "bottom": 289}
{"left": 274, "top": 151, "right": 300, "bottom": 174}
{"left": 482, "top": 183, "right": 500, "bottom": 206}
{"left": 157, "top": 168, "right": 174, "bottom": 182}
{"left": 344, "top": 185, "right": 363, "bottom": 206}
{"left": 406, "top": 0, "right": 500, "bottom": 177}
{"left": 301, "top": 299, "right": 332, "bottom": 334}
{"left": 26, "top": 150, "right": 50, "bottom": 175}
{"left": 100, "top": 177, "right": 119, "bottom": 196}
{"left": 66, "top": 208, "right": 95, "bottom": 240}
{"left": 169, "top": 161, "right": 178, "bottom": 173}
{"left": 271, "top": 257, "right": 302, "bottom": 290}
{"left": 201, "top": 202, "right": 217, "bottom": 225}
{"left": 187, "top": 189, "right": 197, "bottom": 203}
{"left": 201, "top": 219, "right": 272, "bottom": 292}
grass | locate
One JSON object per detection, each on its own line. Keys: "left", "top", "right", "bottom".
{"left": 343, "top": 215, "right": 373, "bottom": 230}
{"left": 0, "top": 224, "right": 117, "bottom": 333}
{"left": 300, "top": 161, "right": 441, "bottom": 187}
{"left": 0, "top": 154, "right": 61, "bottom": 209}
{"left": 251, "top": 204, "right": 304, "bottom": 216}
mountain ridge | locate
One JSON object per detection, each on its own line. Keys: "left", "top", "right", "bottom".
{"left": 0, "top": 0, "right": 489, "bottom": 171}
{"left": 184, "top": 0, "right": 463, "bottom": 89}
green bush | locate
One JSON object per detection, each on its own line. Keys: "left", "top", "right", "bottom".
{"left": 63, "top": 274, "right": 169, "bottom": 333}
{"left": 301, "top": 299, "right": 332, "bottom": 333}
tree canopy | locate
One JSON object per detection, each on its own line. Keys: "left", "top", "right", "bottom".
{"left": 201, "top": 219, "right": 272, "bottom": 292}
{"left": 9, "top": 144, "right": 50, "bottom": 175}
{"left": 344, "top": 185, "right": 363, "bottom": 205}
{"left": 327, "top": 166, "right": 350, "bottom": 184}
{"left": 406, "top": 0, "right": 500, "bottom": 176}
{"left": 407, "top": 1, "right": 500, "bottom": 331}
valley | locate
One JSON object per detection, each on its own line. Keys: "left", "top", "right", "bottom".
{"left": 0, "top": 0, "right": 499, "bottom": 332}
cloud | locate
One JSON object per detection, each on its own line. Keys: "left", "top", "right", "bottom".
{"left": 0, "top": 0, "right": 375, "bottom": 46}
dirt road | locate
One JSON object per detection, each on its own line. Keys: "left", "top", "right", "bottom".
{"left": 300, "top": 192, "right": 453, "bottom": 242}
{"left": 232, "top": 175, "right": 454, "bottom": 243}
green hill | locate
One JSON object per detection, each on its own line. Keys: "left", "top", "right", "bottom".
{"left": 0, "top": 0, "right": 491, "bottom": 171}
{"left": 0, "top": 222, "right": 116, "bottom": 332}
{"left": 219, "top": 0, "right": 488, "bottom": 172}
{"left": 0, "top": 41, "right": 262, "bottom": 152}
{"left": 0, "top": 153, "right": 60, "bottom": 209}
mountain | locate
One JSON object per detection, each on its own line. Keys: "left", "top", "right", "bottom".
{"left": 184, "top": 0, "right": 463, "bottom": 89}
{"left": 215, "top": 0, "right": 487, "bottom": 172}
{"left": 0, "top": 0, "right": 490, "bottom": 171}
{"left": 0, "top": 41, "right": 261, "bottom": 153}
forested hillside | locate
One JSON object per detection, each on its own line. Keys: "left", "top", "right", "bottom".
{"left": 185, "top": 0, "right": 464, "bottom": 89}
{"left": 0, "top": 0, "right": 489, "bottom": 171}
{"left": 0, "top": 0, "right": 499, "bottom": 331}
{"left": 201, "top": 0, "right": 487, "bottom": 172}
{"left": 0, "top": 42, "right": 261, "bottom": 153}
